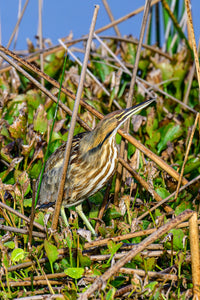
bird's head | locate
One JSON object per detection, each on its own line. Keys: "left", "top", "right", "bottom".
{"left": 80, "top": 98, "right": 156, "bottom": 154}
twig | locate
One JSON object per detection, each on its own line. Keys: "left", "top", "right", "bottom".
{"left": 38, "top": 0, "right": 44, "bottom": 87}
{"left": 0, "top": 224, "right": 45, "bottom": 238}
{"left": 79, "top": 210, "right": 193, "bottom": 299}
{"left": 174, "top": 113, "right": 200, "bottom": 201}
{"left": 89, "top": 250, "right": 177, "bottom": 261}
{"left": 101, "top": 0, "right": 121, "bottom": 37}
{"left": 119, "top": 267, "right": 178, "bottom": 281}
{"left": 51, "top": 5, "right": 100, "bottom": 231}
{"left": 189, "top": 212, "right": 200, "bottom": 297}
{"left": 95, "top": 0, "right": 161, "bottom": 35}
{"left": 5, "top": 0, "right": 29, "bottom": 50}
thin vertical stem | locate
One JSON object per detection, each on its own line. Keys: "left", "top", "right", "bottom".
{"left": 101, "top": 0, "right": 121, "bottom": 37}
{"left": 38, "top": 0, "right": 44, "bottom": 86}
{"left": 114, "top": 0, "right": 152, "bottom": 203}
{"left": 51, "top": 5, "right": 100, "bottom": 231}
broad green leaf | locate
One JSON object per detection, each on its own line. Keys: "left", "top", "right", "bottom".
{"left": 111, "top": 276, "right": 126, "bottom": 288}
{"left": 157, "top": 123, "right": 183, "bottom": 154}
{"left": 23, "top": 198, "right": 33, "bottom": 207}
{"left": 175, "top": 201, "right": 192, "bottom": 215}
{"left": 183, "top": 157, "right": 200, "bottom": 174}
{"left": 44, "top": 50, "right": 65, "bottom": 78}
{"left": 44, "top": 240, "right": 59, "bottom": 265}
{"left": 11, "top": 248, "right": 25, "bottom": 262}
{"left": 79, "top": 254, "right": 92, "bottom": 268}
{"left": 106, "top": 287, "right": 116, "bottom": 300}
{"left": 92, "top": 60, "right": 113, "bottom": 82}
{"left": 156, "top": 187, "right": 170, "bottom": 199}
{"left": 145, "top": 257, "right": 156, "bottom": 271}
{"left": 64, "top": 267, "right": 84, "bottom": 279}
{"left": 4, "top": 241, "right": 15, "bottom": 249}
{"left": 28, "top": 160, "right": 42, "bottom": 178}
{"left": 167, "top": 228, "right": 185, "bottom": 251}
{"left": 33, "top": 104, "right": 48, "bottom": 134}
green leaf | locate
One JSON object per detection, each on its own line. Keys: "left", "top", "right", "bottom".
{"left": 157, "top": 123, "right": 183, "bottom": 154}
{"left": 106, "top": 287, "right": 116, "bottom": 300}
{"left": 11, "top": 248, "right": 25, "bottom": 262}
{"left": 156, "top": 187, "right": 170, "bottom": 199}
{"left": 183, "top": 157, "right": 200, "bottom": 174}
{"left": 168, "top": 229, "right": 185, "bottom": 251}
{"left": 175, "top": 201, "right": 192, "bottom": 216}
{"left": 4, "top": 241, "right": 15, "bottom": 249}
{"left": 44, "top": 240, "right": 59, "bottom": 265}
{"left": 23, "top": 198, "right": 33, "bottom": 208}
{"left": 64, "top": 267, "right": 84, "bottom": 279}
{"left": 33, "top": 104, "right": 48, "bottom": 134}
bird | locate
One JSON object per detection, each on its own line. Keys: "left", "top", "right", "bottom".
{"left": 36, "top": 99, "right": 155, "bottom": 234}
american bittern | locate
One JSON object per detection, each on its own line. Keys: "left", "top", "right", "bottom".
{"left": 37, "top": 99, "right": 155, "bottom": 234}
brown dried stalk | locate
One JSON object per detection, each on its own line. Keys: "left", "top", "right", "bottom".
{"left": 189, "top": 212, "right": 200, "bottom": 298}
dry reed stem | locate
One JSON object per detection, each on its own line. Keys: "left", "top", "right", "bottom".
{"left": 119, "top": 267, "right": 178, "bottom": 281}
{"left": 185, "top": 0, "right": 200, "bottom": 97}
{"left": 115, "top": 0, "right": 152, "bottom": 204}
{"left": 7, "top": 253, "right": 66, "bottom": 272}
{"left": 5, "top": 0, "right": 29, "bottom": 50}
{"left": 174, "top": 113, "right": 200, "bottom": 201}
{"left": 51, "top": 5, "right": 100, "bottom": 231}
{"left": 89, "top": 250, "right": 177, "bottom": 261}
{"left": 95, "top": 0, "right": 161, "bottom": 35}
{"left": 38, "top": 0, "right": 44, "bottom": 87}
{"left": 189, "top": 212, "right": 200, "bottom": 298}
{"left": 0, "top": 224, "right": 45, "bottom": 238}
{"left": 79, "top": 210, "right": 193, "bottom": 299}
{"left": 102, "top": 0, "right": 121, "bottom": 37}
{"left": 16, "top": 296, "right": 64, "bottom": 300}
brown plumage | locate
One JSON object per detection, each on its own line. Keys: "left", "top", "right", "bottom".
{"left": 37, "top": 99, "right": 155, "bottom": 233}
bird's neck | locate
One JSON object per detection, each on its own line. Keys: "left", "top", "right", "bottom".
{"left": 79, "top": 130, "right": 117, "bottom": 162}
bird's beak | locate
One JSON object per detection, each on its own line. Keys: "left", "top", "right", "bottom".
{"left": 117, "top": 98, "right": 156, "bottom": 124}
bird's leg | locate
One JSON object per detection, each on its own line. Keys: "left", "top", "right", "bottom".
{"left": 61, "top": 206, "right": 69, "bottom": 227}
{"left": 75, "top": 204, "right": 96, "bottom": 236}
